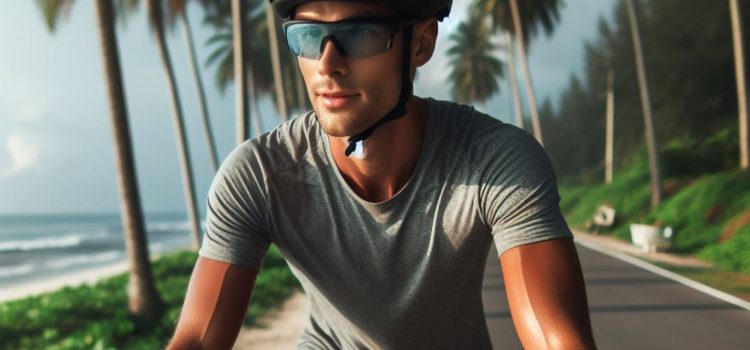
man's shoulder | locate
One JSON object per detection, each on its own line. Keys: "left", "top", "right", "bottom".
{"left": 428, "top": 98, "right": 531, "bottom": 154}
{"left": 222, "top": 110, "right": 319, "bottom": 176}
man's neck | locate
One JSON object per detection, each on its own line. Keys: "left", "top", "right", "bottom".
{"left": 328, "top": 97, "right": 429, "bottom": 202}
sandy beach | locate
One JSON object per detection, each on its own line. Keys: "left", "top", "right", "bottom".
{"left": 0, "top": 260, "right": 131, "bottom": 303}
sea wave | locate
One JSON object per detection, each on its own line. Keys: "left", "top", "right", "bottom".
{"left": 147, "top": 221, "right": 190, "bottom": 233}
{"left": 0, "top": 231, "right": 109, "bottom": 253}
{"left": 146, "top": 220, "right": 207, "bottom": 233}
{"left": 0, "top": 264, "right": 34, "bottom": 278}
{"left": 45, "top": 251, "right": 120, "bottom": 269}
{"left": 0, "top": 235, "right": 82, "bottom": 252}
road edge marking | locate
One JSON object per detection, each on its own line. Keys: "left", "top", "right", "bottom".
{"left": 574, "top": 237, "right": 750, "bottom": 312}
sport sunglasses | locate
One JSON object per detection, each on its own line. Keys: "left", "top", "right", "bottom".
{"left": 281, "top": 17, "right": 420, "bottom": 60}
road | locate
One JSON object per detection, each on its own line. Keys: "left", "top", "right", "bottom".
{"left": 483, "top": 240, "right": 750, "bottom": 349}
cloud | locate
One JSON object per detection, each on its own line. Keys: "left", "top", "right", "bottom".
{"left": 0, "top": 131, "right": 42, "bottom": 177}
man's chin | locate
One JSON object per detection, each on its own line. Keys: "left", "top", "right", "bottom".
{"left": 314, "top": 111, "right": 367, "bottom": 138}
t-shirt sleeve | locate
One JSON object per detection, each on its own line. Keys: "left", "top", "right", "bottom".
{"left": 476, "top": 125, "right": 573, "bottom": 256}
{"left": 198, "top": 141, "right": 271, "bottom": 270}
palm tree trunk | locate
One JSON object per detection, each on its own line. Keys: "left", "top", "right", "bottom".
{"left": 266, "top": 4, "right": 289, "bottom": 122}
{"left": 605, "top": 69, "right": 615, "bottom": 184}
{"left": 93, "top": 0, "right": 163, "bottom": 330}
{"left": 504, "top": 31, "right": 525, "bottom": 129}
{"left": 147, "top": 0, "right": 202, "bottom": 249}
{"left": 247, "top": 68, "right": 263, "bottom": 137}
{"left": 232, "top": 0, "right": 250, "bottom": 145}
{"left": 509, "top": 0, "right": 543, "bottom": 145}
{"left": 730, "top": 0, "right": 749, "bottom": 170}
{"left": 625, "top": 0, "right": 662, "bottom": 208}
{"left": 180, "top": 12, "right": 220, "bottom": 173}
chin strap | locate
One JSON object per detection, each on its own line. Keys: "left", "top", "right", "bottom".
{"left": 344, "top": 25, "right": 414, "bottom": 157}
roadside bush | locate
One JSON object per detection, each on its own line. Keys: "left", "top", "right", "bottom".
{"left": 661, "top": 128, "right": 738, "bottom": 178}
{"left": 0, "top": 246, "right": 300, "bottom": 349}
{"left": 699, "top": 226, "right": 750, "bottom": 274}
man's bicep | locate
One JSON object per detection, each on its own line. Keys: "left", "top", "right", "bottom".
{"left": 499, "top": 238, "right": 596, "bottom": 349}
{"left": 168, "top": 256, "right": 258, "bottom": 350}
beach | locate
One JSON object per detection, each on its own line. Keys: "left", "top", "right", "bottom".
{"left": 0, "top": 260, "right": 131, "bottom": 302}
{"left": 0, "top": 213, "right": 194, "bottom": 302}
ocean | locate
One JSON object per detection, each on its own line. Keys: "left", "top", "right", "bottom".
{"left": 0, "top": 213, "right": 196, "bottom": 291}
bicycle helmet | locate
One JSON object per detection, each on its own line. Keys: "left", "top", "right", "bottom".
{"left": 270, "top": 0, "right": 452, "bottom": 21}
{"left": 269, "top": 0, "right": 452, "bottom": 156}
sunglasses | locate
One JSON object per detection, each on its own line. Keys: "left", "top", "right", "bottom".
{"left": 282, "top": 17, "right": 419, "bottom": 60}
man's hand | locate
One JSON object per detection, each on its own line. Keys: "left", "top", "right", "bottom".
{"left": 500, "top": 238, "right": 596, "bottom": 349}
{"left": 167, "top": 257, "right": 259, "bottom": 350}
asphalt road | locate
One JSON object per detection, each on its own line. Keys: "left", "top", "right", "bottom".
{"left": 482, "top": 241, "right": 750, "bottom": 349}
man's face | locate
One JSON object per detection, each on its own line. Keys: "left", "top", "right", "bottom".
{"left": 293, "top": 2, "right": 407, "bottom": 138}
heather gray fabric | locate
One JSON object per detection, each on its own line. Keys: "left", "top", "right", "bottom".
{"left": 199, "top": 98, "right": 573, "bottom": 349}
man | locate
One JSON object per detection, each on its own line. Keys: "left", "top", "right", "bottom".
{"left": 168, "top": 0, "right": 596, "bottom": 349}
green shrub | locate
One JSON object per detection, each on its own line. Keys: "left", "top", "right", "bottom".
{"left": 649, "top": 171, "right": 750, "bottom": 252}
{"left": 661, "top": 129, "right": 738, "bottom": 178}
{"left": 558, "top": 128, "right": 750, "bottom": 273}
{"left": 699, "top": 226, "right": 750, "bottom": 273}
{"left": 0, "top": 246, "right": 300, "bottom": 349}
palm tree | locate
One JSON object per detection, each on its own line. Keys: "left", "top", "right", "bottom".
{"left": 35, "top": 0, "right": 164, "bottom": 329}
{"left": 473, "top": 0, "right": 565, "bottom": 146}
{"left": 266, "top": 3, "right": 289, "bottom": 122}
{"left": 625, "top": 0, "right": 662, "bottom": 208}
{"left": 729, "top": 0, "right": 749, "bottom": 170}
{"left": 204, "top": 2, "right": 305, "bottom": 128}
{"left": 504, "top": 31, "right": 525, "bottom": 128}
{"left": 446, "top": 16, "right": 504, "bottom": 109}
{"left": 605, "top": 69, "right": 615, "bottom": 184}
{"left": 145, "top": 0, "right": 203, "bottom": 248}
{"left": 232, "top": 0, "right": 251, "bottom": 144}
{"left": 164, "top": 0, "right": 221, "bottom": 173}
{"left": 205, "top": 2, "right": 267, "bottom": 139}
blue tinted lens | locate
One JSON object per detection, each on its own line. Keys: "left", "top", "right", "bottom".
{"left": 286, "top": 24, "right": 324, "bottom": 59}
{"left": 333, "top": 23, "right": 391, "bottom": 58}
{"left": 285, "top": 22, "right": 392, "bottom": 59}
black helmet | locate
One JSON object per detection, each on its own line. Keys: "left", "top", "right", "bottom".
{"left": 270, "top": 0, "right": 452, "bottom": 21}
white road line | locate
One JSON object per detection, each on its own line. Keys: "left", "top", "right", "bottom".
{"left": 574, "top": 237, "right": 750, "bottom": 312}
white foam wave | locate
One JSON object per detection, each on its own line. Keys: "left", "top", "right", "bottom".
{"left": 149, "top": 242, "right": 165, "bottom": 253}
{"left": 0, "top": 230, "right": 110, "bottom": 253}
{"left": 147, "top": 221, "right": 190, "bottom": 233}
{"left": 0, "top": 235, "right": 82, "bottom": 252}
{"left": 147, "top": 220, "right": 207, "bottom": 233}
{"left": 45, "top": 251, "right": 120, "bottom": 270}
{"left": 0, "top": 264, "right": 34, "bottom": 278}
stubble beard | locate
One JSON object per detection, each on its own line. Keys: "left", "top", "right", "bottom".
{"left": 314, "top": 107, "right": 378, "bottom": 138}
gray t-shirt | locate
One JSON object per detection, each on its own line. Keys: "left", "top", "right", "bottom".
{"left": 199, "top": 98, "right": 573, "bottom": 349}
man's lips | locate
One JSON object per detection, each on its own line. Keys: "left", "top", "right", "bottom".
{"left": 317, "top": 92, "right": 360, "bottom": 109}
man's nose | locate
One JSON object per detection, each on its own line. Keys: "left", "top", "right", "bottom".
{"left": 317, "top": 38, "right": 349, "bottom": 77}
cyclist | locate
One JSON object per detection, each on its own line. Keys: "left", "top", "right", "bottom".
{"left": 168, "top": 0, "right": 596, "bottom": 348}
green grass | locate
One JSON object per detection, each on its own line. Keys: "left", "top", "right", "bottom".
{"left": 562, "top": 169, "right": 750, "bottom": 271}
{"left": 559, "top": 131, "right": 750, "bottom": 274}
{"left": 0, "top": 245, "right": 300, "bottom": 350}
{"left": 699, "top": 226, "right": 750, "bottom": 274}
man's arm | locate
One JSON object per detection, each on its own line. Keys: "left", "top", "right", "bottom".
{"left": 500, "top": 238, "right": 596, "bottom": 350}
{"left": 167, "top": 256, "right": 259, "bottom": 350}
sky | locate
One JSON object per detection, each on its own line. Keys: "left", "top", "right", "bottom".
{"left": 0, "top": 0, "right": 616, "bottom": 215}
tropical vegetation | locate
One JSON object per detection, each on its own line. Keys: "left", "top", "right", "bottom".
{"left": 0, "top": 247, "right": 300, "bottom": 350}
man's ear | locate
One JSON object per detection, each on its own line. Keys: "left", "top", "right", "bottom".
{"left": 411, "top": 18, "right": 438, "bottom": 68}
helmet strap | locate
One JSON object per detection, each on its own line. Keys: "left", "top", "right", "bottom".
{"left": 344, "top": 25, "right": 414, "bottom": 157}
